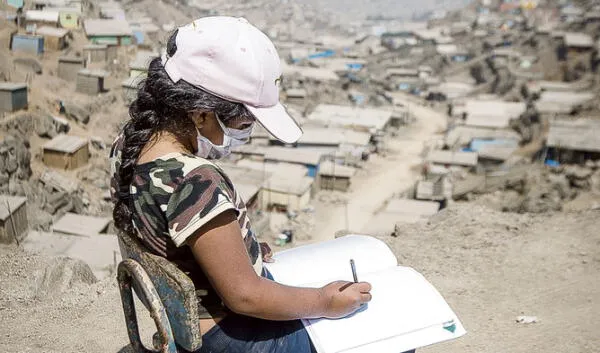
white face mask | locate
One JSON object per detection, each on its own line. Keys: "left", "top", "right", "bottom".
{"left": 195, "top": 115, "right": 254, "bottom": 159}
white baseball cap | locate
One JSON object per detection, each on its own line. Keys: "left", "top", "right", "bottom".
{"left": 162, "top": 16, "right": 302, "bottom": 144}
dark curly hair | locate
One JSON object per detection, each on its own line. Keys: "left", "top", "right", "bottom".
{"left": 113, "top": 30, "right": 254, "bottom": 234}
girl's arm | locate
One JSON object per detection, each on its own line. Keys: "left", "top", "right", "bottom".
{"left": 186, "top": 210, "right": 372, "bottom": 321}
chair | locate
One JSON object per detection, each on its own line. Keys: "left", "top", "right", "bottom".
{"left": 117, "top": 231, "right": 204, "bottom": 353}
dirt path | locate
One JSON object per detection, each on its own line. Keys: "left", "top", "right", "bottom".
{"left": 311, "top": 101, "right": 447, "bottom": 242}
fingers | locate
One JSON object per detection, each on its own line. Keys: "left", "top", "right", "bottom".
{"left": 356, "top": 281, "right": 372, "bottom": 293}
{"left": 260, "top": 242, "right": 275, "bottom": 263}
{"left": 360, "top": 292, "right": 372, "bottom": 303}
{"left": 260, "top": 242, "right": 272, "bottom": 255}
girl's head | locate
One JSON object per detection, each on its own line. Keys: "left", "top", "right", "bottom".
{"left": 113, "top": 16, "right": 302, "bottom": 233}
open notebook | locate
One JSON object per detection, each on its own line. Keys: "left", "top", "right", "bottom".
{"left": 264, "top": 235, "right": 466, "bottom": 353}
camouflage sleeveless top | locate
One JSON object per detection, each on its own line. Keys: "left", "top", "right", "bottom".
{"left": 109, "top": 136, "right": 263, "bottom": 294}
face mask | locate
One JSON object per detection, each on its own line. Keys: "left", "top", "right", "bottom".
{"left": 195, "top": 115, "right": 254, "bottom": 159}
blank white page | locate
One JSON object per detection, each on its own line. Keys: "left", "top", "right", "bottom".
{"left": 304, "top": 266, "right": 465, "bottom": 353}
{"left": 265, "top": 235, "right": 397, "bottom": 286}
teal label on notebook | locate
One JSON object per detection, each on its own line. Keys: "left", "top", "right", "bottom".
{"left": 443, "top": 320, "right": 456, "bottom": 333}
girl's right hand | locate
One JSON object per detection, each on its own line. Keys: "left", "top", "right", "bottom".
{"left": 320, "top": 281, "right": 372, "bottom": 319}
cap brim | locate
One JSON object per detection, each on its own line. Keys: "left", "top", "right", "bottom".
{"left": 245, "top": 102, "right": 303, "bottom": 144}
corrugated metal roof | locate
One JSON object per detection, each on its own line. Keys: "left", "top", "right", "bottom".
{"left": 84, "top": 19, "right": 132, "bottom": 36}
{"left": 53, "top": 212, "right": 111, "bottom": 236}
{"left": 547, "top": 119, "right": 600, "bottom": 152}
{"left": 263, "top": 175, "right": 313, "bottom": 195}
{"left": 0, "top": 82, "right": 27, "bottom": 91}
{"left": 25, "top": 10, "right": 59, "bottom": 22}
{"left": 43, "top": 134, "right": 88, "bottom": 153}
{"left": 477, "top": 146, "right": 517, "bottom": 161}
{"left": 0, "top": 195, "right": 27, "bottom": 222}
{"left": 78, "top": 69, "right": 109, "bottom": 77}
{"left": 281, "top": 62, "right": 339, "bottom": 82}
{"left": 564, "top": 32, "right": 593, "bottom": 48}
{"left": 276, "top": 127, "right": 371, "bottom": 147}
{"left": 463, "top": 100, "right": 526, "bottom": 128}
{"left": 308, "top": 104, "right": 392, "bottom": 131}
{"left": 538, "top": 91, "right": 594, "bottom": 106}
{"left": 427, "top": 150, "right": 478, "bottom": 166}
{"left": 264, "top": 146, "right": 324, "bottom": 166}
{"left": 235, "top": 159, "right": 307, "bottom": 179}
{"left": 36, "top": 26, "right": 69, "bottom": 37}
{"left": 318, "top": 161, "right": 356, "bottom": 178}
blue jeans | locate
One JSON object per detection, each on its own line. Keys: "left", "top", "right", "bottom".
{"left": 200, "top": 268, "right": 315, "bottom": 353}
{"left": 199, "top": 269, "right": 417, "bottom": 353}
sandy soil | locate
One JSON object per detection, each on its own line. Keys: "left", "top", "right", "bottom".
{"left": 1, "top": 204, "right": 598, "bottom": 353}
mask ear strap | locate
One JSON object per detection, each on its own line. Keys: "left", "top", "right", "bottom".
{"left": 214, "top": 112, "right": 230, "bottom": 134}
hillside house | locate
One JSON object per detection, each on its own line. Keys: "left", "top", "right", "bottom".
{"left": 317, "top": 161, "right": 356, "bottom": 192}
{"left": 58, "top": 56, "right": 85, "bottom": 81}
{"left": 263, "top": 147, "right": 324, "bottom": 177}
{"left": 84, "top": 19, "right": 132, "bottom": 46}
{"left": 546, "top": 119, "right": 600, "bottom": 163}
{"left": 25, "top": 10, "right": 59, "bottom": 28}
{"left": 0, "top": 195, "right": 28, "bottom": 244}
{"left": 128, "top": 51, "right": 157, "bottom": 78}
{"left": 0, "top": 83, "right": 28, "bottom": 113}
{"left": 121, "top": 77, "right": 141, "bottom": 104}
{"left": 262, "top": 174, "right": 314, "bottom": 212}
{"left": 426, "top": 150, "right": 478, "bottom": 171}
{"left": 308, "top": 104, "right": 392, "bottom": 133}
{"left": 43, "top": 134, "right": 89, "bottom": 170}
{"left": 36, "top": 26, "right": 69, "bottom": 51}
{"left": 11, "top": 34, "right": 44, "bottom": 55}
{"left": 76, "top": 69, "right": 107, "bottom": 95}
{"left": 83, "top": 44, "right": 108, "bottom": 63}
{"left": 55, "top": 7, "right": 81, "bottom": 29}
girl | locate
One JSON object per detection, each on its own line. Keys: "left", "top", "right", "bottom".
{"left": 110, "top": 16, "right": 372, "bottom": 352}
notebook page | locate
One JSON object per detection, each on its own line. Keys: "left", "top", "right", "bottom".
{"left": 303, "top": 266, "right": 462, "bottom": 353}
{"left": 336, "top": 321, "right": 466, "bottom": 353}
{"left": 264, "top": 235, "right": 397, "bottom": 287}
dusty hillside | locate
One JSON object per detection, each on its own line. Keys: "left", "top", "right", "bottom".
{"left": 1, "top": 204, "right": 598, "bottom": 353}
{"left": 384, "top": 204, "right": 600, "bottom": 353}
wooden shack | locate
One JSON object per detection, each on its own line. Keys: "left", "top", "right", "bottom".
{"left": 11, "top": 34, "right": 44, "bottom": 55}
{"left": 546, "top": 118, "right": 600, "bottom": 163}
{"left": 76, "top": 69, "right": 107, "bottom": 95}
{"left": 317, "top": 161, "right": 356, "bottom": 192}
{"left": 83, "top": 44, "right": 108, "bottom": 63}
{"left": 58, "top": 56, "right": 85, "bottom": 81}
{"left": 0, "top": 195, "right": 28, "bottom": 244}
{"left": 36, "top": 26, "right": 69, "bottom": 51}
{"left": 83, "top": 19, "right": 133, "bottom": 46}
{"left": 25, "top": 10, "right": 59, "bottom": 29}
{"left": 121, "top": 77, "right": 141, "bottom": 104}
{"left": 42, "top": 134, "right": 89, "bottom": 170}
{"left": 0, "top": 83, "right": 28, "bottom": 113}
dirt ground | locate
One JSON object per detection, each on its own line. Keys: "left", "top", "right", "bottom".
{"left": 1, "top": 203, "right": 598, "bottom": 353}
{"left": 311, "top": 98, "right": 447, "bottom": 243}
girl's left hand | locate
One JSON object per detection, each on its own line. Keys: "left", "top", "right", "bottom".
{"left": 260, "top": 242, "right": 274, "bottom": 263}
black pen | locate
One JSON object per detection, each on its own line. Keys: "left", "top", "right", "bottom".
{"left": 350, "top": 259, "right": 358, "bottom": 283}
